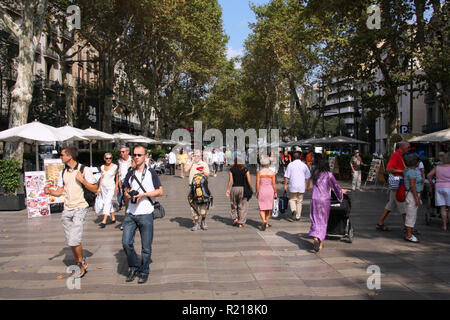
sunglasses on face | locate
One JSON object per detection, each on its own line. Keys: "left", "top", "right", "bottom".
{"left": 105, "top": 157, "right": 112, "bottom": 160}
{"left": 133, "top": 154, "right": 145, "bottom": 157}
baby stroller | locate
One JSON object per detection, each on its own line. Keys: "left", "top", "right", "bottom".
{"left": 326, "top": 191, "right": 354, "bottom": 243}
{"left": 153, "top": 158, "right": 167, "bottom": 175}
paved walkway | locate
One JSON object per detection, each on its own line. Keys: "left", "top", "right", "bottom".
{"left": 0, "top": 169, "right": 449, "bottom": 300}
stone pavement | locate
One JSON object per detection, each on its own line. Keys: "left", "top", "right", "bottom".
{"left": 0, "top": 169, "right": 449, "bottom": 300}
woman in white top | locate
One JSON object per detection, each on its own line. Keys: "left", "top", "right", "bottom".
{"left": 98, "top": 153, "right": 119, "bottom": 228}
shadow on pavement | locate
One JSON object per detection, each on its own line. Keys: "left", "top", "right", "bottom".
{"left": 170, "top": 217, "right": 193, "bottom": 229}
{"left": 48, "top": 247, "right": 94, "bottom": 266}
{"left": 114, "top": 250, "right": 129, "bottom": 276}
{"left": 276, "top": 231, "right": 316, "bottom": 253}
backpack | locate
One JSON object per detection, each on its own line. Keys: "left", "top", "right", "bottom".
{"left": 62, "top": 164, "right": 97, "bottom": 207}
{"left": 188, "top": 174, "right": 213, "bottom": 211}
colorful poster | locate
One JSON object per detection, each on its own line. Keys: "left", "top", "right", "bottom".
{"left": 24, "top": 171, "right": 50, "bottom": 218}
{"left": 44, "top": 159, "right": 65, "bottom": 205}
{"left": 366, "top": 159, "right": 382, "bottom": 182}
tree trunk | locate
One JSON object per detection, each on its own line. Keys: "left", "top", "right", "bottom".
{"left": 102, "top": 56, "right": 115, "bottom": 134}
{"left": 4, "top": 33, "right": 35, "bottom": 164}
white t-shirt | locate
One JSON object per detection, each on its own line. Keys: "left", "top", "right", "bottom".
{"left": 284, "top": 160, "right": 311, "bottom": 193}
{"left": 218, "top": 151, "right": 225, "bottom": 163}
{"left": 168, "top": 152, "right": 177, "bottom": 164}
{"left": 416, "top": 161, "right": 425, "bottom": 177}
{"left": 212, "top": 153, "right": 220, "bottom": 163}
{"left": 124, "top": 167, "right": 162, "bottom": 216}
{"left": 118, "top": 157, "right": 132, "bottom": 182}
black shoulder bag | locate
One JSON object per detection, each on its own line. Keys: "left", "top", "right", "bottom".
{"left": 131, "top": 171, "right": 165, "bottom": 219}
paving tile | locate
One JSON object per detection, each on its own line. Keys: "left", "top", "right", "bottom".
{"left": 0, "top": 174, "right": 448, "bottom": 300}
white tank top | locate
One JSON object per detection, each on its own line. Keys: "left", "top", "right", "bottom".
{"left": 101, "top": 164, "right": 117, "bottom": 188}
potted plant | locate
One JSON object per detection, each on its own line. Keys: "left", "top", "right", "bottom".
{"left": 0, "top": 158, "right": 26, "bottom": 211}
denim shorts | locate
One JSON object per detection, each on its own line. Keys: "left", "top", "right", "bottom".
{"left": 435, "top": 188, "right": 450, "bottom": 207}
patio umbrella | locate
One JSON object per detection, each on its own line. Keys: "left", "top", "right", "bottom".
{"left": 328, "top": 136, "right": 369, "bottom": 144}
{"left": 409, "top": 128, "right": 450, "bottom": 143}
{"left": 113, "top": 132, "right": 139, "bottom": 142}
{"left": 128, "top": 135, "right": 160, "bottom": 144}
{"left": 0, "top": 120, "right": 88, "bottom": 170}
{"left": 83, "top": 127, "right": 115, "bottom": 167}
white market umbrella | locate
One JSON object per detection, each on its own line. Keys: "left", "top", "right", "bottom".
{"left": 113, "top": 132, "right": 138, "bottom": 141}
{"left": 328, "top": 136, "right": 369, "bottom": 144}
{"left": 83, "top": 127, "right": 115, "bottom": 167}
{"left": 409, "top": 128, "right": 450, "bottom": 143}
{"left": 128, "top": 135, "right": 159, "bottom": 144}
{"left": 0, "top": 120, "right": 88, "bottom": 170}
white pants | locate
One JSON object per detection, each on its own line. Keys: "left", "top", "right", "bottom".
{"left": 101, "top": 186, "right": 115, "bottom": 216}
{"left": 352, "top": 171, "right": 362, "bottom": 190}
{"left": 405, "top": 192, "right": 418, "bottom": 228}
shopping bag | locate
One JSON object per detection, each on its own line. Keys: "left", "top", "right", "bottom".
{"left": 94, "top": 195, "right": 104, "bottom": 214}
{"left": 278, "top": 191, "right": 289, "bottom": 213}
{"left": 271, "top": 198, "right": 279, "bottom": 218}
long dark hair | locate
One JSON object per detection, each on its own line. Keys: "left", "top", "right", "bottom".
{"left": 312, "top": 157, "right": 330, "bottom": 185}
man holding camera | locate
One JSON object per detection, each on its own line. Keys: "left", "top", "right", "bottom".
{"left": 122, "top": 145, "right": 163, "bottom": 284}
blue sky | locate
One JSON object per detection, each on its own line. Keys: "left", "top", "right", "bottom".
{"left": 218, "top": 0, "right": 270, "bottom": 60}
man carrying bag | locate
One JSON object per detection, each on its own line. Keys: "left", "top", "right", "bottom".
{"left": 122, "top": 145, "right": 163, "bottom": 284}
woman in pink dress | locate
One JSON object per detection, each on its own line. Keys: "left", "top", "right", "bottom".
{"left": 256, "top": 156, "right": 277, "bottom": 231}
{"left": 309, "top": 157, "right": 345, "bottom": 252}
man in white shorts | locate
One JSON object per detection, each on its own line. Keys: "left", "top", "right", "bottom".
{"left": 45, "top": 146, "right": 97, "bottom": 278}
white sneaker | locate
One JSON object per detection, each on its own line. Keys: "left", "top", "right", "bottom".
{"left": 191, "top": 223, "right": 200, "bottom": 231}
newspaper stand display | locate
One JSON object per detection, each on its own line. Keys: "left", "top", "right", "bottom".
{"left": 364, "top": 158, "right": 385, "bottom": 187}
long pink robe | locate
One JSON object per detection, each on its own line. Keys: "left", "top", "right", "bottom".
{"left": 309, "top": 171, "right": 343, "bottom": 242}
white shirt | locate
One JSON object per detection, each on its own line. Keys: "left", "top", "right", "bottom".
{"left": 212, "top": 153, "right": 220, "bottom": 163}
{"left": 126, "top": 168, "right": 160, "bottom": 215}
{"left": 118, "top": 157, "right": 132, "bottom": 182}
{"left": 218, "top": 151, "right": 225, "bottom": 163}
{"left": 168, "top": 152, "right": 177, "bottom": 164}
{"left": 416, "top": 161, "right": 424, "bottom": 177}
{"left": 284, "top": 160, "right": 311, "bottom": 193}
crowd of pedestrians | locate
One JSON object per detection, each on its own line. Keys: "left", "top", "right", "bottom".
{"left": 43, "top": 141, "right": 448, "bottom": 284}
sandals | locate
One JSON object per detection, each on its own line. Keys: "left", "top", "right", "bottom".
{"left": 313, "top": 239, "right": 320, "bottom": 252}
{"left": 238, "top": 224, "right": 244, "bottom": 228}
{"left": 260, "top": 224, "right": 266, "bottom": 231}
{"left": 376, "top": 224, "right": 390, "bottom": 231}
{"left": 404, "top": 235, "right": 420, "bottom": 243}
{"left": 232, "top": 219, "right": 239, "bottom": 226}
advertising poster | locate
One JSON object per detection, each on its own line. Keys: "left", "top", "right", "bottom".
{"left": 24, "top": 171, "right": 50, "bottom": 218}
{"left": 366, "top": 159, "right": 382, "bottom": 182}
{"left": 44, "top": 159, "right": 65, "bottom": 205}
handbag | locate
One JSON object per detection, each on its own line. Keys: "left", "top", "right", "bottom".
{"left": 388, "top": 173, "right": 402, "bottom": 190}
{"left": 94, "top": 194, "right": 104, "bottom": 214}
{"left": 271, "top": 198, "right": 279, "bottom": 218}
{"left": 243, "top": 168, "right": 253, "bottom": 200}
{"left": 131, "top": 173, "right": 165, "bottom": 219}
{"left": 395, "top": 180, "right": 406, "bottom": 202}
{"left": 278, "top": 191, "right": 289, "bottom": 213}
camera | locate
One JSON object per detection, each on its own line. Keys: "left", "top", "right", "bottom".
{"left": 128, "top": 190, "right": 139, "bottom": 204}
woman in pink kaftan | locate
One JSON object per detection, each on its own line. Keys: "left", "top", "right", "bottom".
{"left": 309, "top": 157, "right": 344, "bottom": 252}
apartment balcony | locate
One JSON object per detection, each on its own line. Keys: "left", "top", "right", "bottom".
{"left": 324, "top": 106, "right": 355, "bottom": 117}
{"left": 42, "top": 47, "right": 59, "bottom": 61}
{"left": 422, "top": 121, "right": 448, "bottom": 134}
{"left": 325, "top": 95, "right": 356, "bottom": 107}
